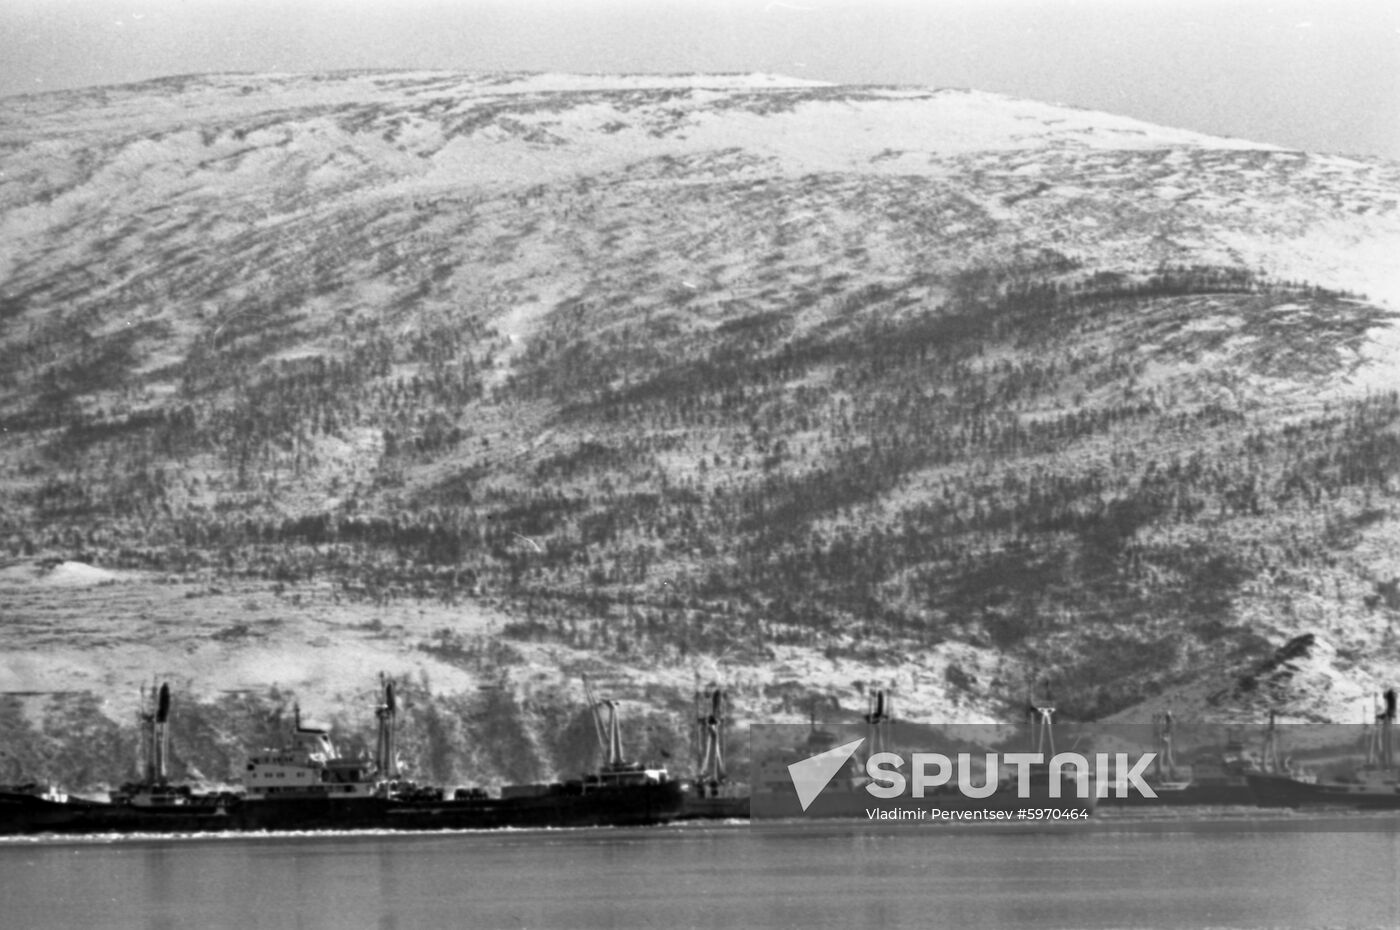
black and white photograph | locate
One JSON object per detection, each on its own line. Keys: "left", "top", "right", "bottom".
{"left": 2, "top": 1, "right": 1398, "bottom": 927}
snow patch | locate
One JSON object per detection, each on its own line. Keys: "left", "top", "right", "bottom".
{"left": 37, "top": 562, "right": 123, "bottom": 588}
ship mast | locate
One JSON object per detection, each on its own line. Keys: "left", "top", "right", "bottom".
{"left": 1262, "top": 711, "right": 1281, "bottom": 774}
{"left": 695, "top": 687, "right": 727, "bottom": 795}
{"left": 1383, "top": 688, "right": 1397, "bottom": 772}
{"left": 863, "top": 687, "right": 894, "bottom": 761}
{"left": 606, "top": 701, "right": 625, "bottom": 768}
{"left": 583, "top": 677, "right": 608, "bottom": 763}
{"left": 1153, "top": 710, "right": 1177, "bottom": 780}
{"left": 155, "top": 682, "right": 171, "bottom": 785}
{"left": 584, "top": 677, "right": 630, "bottom": 772}
{"left": 1365, "top": 692, "right": 1382, "bottom": 768}
{"left": 375, "top": 675, "right": 400, "bottom": 780}
{"left": 1027, "top": 681, "right": 1055, "bottom": 756}
{"left": 138, "top": 681, "right": 172, "bottom": 787}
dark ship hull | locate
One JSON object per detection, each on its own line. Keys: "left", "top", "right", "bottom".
{"left": 677, "top": 792, "right": 751, "bottom": 820}
{"left": 1246, "top": 772, "right": 1400, "bottom": 809}
{"left": 1, "top": 791, "right": 236, "bottom": 835}
{"left": 0, "top": 780, "right": 686, "bottom": 837}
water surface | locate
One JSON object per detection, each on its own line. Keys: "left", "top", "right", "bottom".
{"left": 3, "top": 815, "right": 1397, "bottom": 929}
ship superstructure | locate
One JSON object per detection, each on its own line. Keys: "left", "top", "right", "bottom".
{"left": 244, "top": 710, "right": 379, "bottom": 800}
{"left": 245, "top": 677, "right": 400, "bottom": 800}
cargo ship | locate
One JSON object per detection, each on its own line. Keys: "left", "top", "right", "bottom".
{"left": 0, "top": 679, "right": 684, "bottom": 836}
{"left": 1097, "top": 712, "right": 1257, "bottom": 807}
{"left": 1247, "top": 690, "right": 1400, "bottom": 809}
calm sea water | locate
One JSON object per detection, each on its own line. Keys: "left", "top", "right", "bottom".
{"left": 2, "top": 815, "right": 1398, "bottom": 930}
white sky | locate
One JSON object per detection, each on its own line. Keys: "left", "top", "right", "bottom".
{"left": 3, "top": 0, "right": 1397, "bottom": 160}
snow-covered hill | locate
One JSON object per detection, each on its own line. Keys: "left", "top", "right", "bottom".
{"left": 2, "top": 72, "right": 1399, "bottom": 788}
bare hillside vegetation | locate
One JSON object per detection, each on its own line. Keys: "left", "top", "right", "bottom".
{"left": 2, "top": 73, "right": 1399, "bottom": 789}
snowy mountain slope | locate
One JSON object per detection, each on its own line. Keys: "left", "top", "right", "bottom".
{"left": 2, "top": 72, "right": 1400, "bottom": 787}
